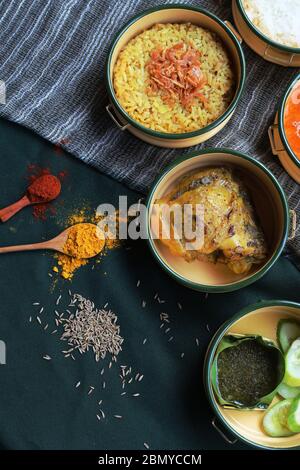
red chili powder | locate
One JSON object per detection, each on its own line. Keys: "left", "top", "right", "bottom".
{"left": 27, "top": 174, "right": 61, "bottom": 203}
{"left": 27, "top": 165, "right": 67, "bottom": 220}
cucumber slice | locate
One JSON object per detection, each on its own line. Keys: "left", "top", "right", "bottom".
{"left": 277, "top": 382, "right": 300, "bottom": 399}
{"left": 288, "top": 396, "right": 300, "bottom": 432}
{"left": 277, "top": 319, "right": 300, "bottom": 353}
{"left": 263, "top": 399, "right": 295, "bottom": 437}
{"left": 284, "top": 339, "right": 300, "bottom": 387}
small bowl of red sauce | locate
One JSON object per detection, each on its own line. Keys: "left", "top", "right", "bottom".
{"left": 269, "top": 73, "right": 300, "bottom": 184}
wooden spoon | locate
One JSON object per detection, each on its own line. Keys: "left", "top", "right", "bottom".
{"left": 0, "top": 224, "right": 103, "bottom": 258}
{"left": 0, "top": 175, "right": 61, "bottom": 223}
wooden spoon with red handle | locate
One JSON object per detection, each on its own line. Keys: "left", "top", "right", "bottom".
{"left": 0, "top": 195, "right": 31, "bottom": 222}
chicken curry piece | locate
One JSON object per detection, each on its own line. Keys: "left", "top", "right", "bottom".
{"left": 154, "top": 167, "right": 267, "bottom": 274}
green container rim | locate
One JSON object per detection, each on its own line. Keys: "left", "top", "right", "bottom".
{"left": 236, "top": 0, "right": 300, "bottom": 54}
{"left": 278, "top": 72, "right": 300, "bottom": 170}
{"left": 145, "top": 148, "right": 289, "bottom": 293}
{"left": 105, "top": 4, "right": 246, "bottom": 140}
{"left": 203, "top": 299, "right": 300, "bottom": 450}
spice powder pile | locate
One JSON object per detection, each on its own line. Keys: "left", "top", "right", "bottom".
{"left": 27, "top": 174, "right": 61, "bottom": 203}
{"left": 27, "top": 165, "right": 66, "bottom": 220}
{"left": 54, "top": 223, "right": 105, "bottom": 280}
{"left": 53, "top": 208, "right": 121, "bottom": 280}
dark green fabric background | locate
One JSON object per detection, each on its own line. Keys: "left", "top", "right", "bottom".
{"left": 0, "top": 118, "right": 299, "bottom": 450}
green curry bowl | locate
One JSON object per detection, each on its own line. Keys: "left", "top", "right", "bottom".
{"left": 146, "top": 149, "right": 292, "bottom": 293}
{"left": 204, "top": 300, "right": 300, "bottom": 449}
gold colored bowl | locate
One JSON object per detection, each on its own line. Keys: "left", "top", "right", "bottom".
{"left": 232, "top": 0, "right": 300, "bottom": 67}
{"left": 106, "top": 4, "right": 245, "bottom": 148}
{"left": 204, "top": 301, "right": 300, "bottom": 449}
{"left": 146, "top": 149, "right": 290, "bottom": 293}
{"left": 269, "top": 73, "right": 300, "bottom": 184}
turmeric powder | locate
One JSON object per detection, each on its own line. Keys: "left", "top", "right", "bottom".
{"left": 64, "top": 223, "right": 105, "bottom": 259}
{"left": 55, "top": 254, "right": 88, "bottom": 280}
{"left": 54, "top": 223, "right": 105, "bottom": 280}
{"left": 52, "top": 208, "right": 121, "bottom": 280}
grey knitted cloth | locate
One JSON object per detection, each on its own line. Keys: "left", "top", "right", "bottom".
{"left": 0, "top": 0, "right": 299, "bottom": 252}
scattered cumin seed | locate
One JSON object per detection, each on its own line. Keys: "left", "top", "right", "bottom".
{"left": 177, "top": 302, "right": 182, "bottom": 310}
{"left": 37, "top": 316, "right": 42, "bottom": 325}
{"left": 39, "top": 307, "right": 44, "bottom": 314}
{"left": 33, "top": 302, "right": 40, "bottom": 306}
{"left": 56, "top": 295, "right": 62, "bottom": 305}
{"left": 59, "top": 293, "right": 123, "bottom": 362}
{"left": 75, "top": 381, "right": 81, "bottom": 388}
{"left": 160, "top": 312, "right": 169, "bottom": 323}
{"left": 133, "top": 393, "right": 140, "bottom": 397}
{"left": 96, "top": 414, "right": 101, "bottom": 421}
{"left": 195, "top": 338, "right": 199, "bottom": 347}
{"left": 143, "top": 338, "right": 147, "bottom": 345}
{"left": 114, "top": 415, "right": 122, "bottom": 419}
{"left": 43, "top": 355, "right": 51, "bottom": 361}
{"left": 136, "top": 280, "right": 140, "bottom": 287}
{"left": 144, "top": 442, "right": 150, "bottom": 450}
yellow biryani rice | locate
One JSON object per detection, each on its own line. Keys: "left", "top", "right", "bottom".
{"left": 113, "top": 23, "right": 235, "bottom": 134}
